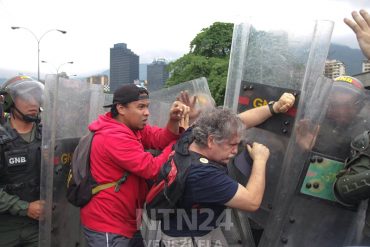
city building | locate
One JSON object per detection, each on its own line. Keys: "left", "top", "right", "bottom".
{"left": 86, "top": 74, "right": 109, "bottom": 86}
{"left": 362, "top": 60, "right": 370, "bottom": 73}
{"left": 147, "top": 58, "right": 169, "bottom": 92}
{"left": 324, "top": 60, "right": 346, "bottom": 79}
{"left": 139, "top": 64, "right": 148, "bottom": 81}
{"left": 86, "top": 74, "right": 109, "bottom": 92}
{"left": 109, "top": 43, "right": 139, "bottom": 92}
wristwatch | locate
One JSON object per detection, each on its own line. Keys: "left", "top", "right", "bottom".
{"left": 268, "top": 101, "right": 277, "bottom": 115}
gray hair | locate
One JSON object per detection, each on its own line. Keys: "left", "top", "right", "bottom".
{"left": 192, "top": 107, "right": 245, "bottom": 147}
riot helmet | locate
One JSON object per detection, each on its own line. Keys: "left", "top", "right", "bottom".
{"left": 326, "top": 76, "right": 365, "bottom": 126}
{"left": 0, "top": 75, "right": 44, "bottom": 123}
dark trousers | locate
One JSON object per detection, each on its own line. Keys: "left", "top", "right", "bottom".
{"left": 0, "top": 216, "right": 38, "bottom": 247}
{"left": 83, "top": 226, "right": 145, "bottom": 247}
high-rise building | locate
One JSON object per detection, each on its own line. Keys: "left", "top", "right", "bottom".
{"left": 109, "top": 43, "right": 139, "bottom": 92}
{"left": 324, "top": 60, "right": 346, "bottom": 79}
{"left": 147, "top": 58, "right": 169, "bottom": 92}
{"left": 139, "top": 64, "right": 148, "bottom": 81}
{"left": 362, "top": 60, "right": 370, "bottom": 73}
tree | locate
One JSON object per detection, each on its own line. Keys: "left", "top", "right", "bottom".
{"left": 190, "top": 22, "right": 234, "bottom": 58}
{"left": 166, "top": 22, "right": 234, "bottom": 105}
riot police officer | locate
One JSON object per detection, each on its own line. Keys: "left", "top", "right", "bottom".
{"left": 312, "top": 75, "right": 366, "bottom": 160}
{"left": 332, "top": 76, "right": 370, "bottom": 242}
{"left": 0, "top": 75, "right": 44, "bottom": 247}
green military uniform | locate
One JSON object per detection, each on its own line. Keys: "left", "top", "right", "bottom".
{"left": 0, "top": 189, "right": 38, "bottom": 247}
{"left": 334, "top": 130, "right": 370, "bottom": 240}
{"left": 0, "top": 118, "right": 41, "bottom": 247}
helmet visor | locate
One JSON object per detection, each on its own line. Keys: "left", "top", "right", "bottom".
{"left": 8, "top": 80, "right": 44, "bottom": 108}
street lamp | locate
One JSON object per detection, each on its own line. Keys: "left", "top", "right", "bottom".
{"left": 11, "top": 26, "right": 67, "bottom": 81}
{"left": 41, "top": 60, "right": 74, "bottom": 75}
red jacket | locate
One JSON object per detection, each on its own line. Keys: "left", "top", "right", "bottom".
{"left": 80, "top": 112, "right": 178, "bottom": 237}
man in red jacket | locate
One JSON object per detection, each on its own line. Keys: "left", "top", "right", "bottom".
{"left": 81, "top": 83, "right": 189, "bottom": 247}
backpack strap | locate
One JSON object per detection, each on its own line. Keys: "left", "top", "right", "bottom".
{"left": 86, "top": 131, "right": 131, "bottom": 194}
{"left": 91, "top": 171, "right": 130, "bottom": 195}
{"left": 174, "top": 126, "right": 194, "bottom": 155}
{"left": 77, "top": 131, "right": 130, "bottom": 195}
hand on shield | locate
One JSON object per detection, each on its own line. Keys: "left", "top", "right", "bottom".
{"left": 27, "top": 200, "right": 45, "bottom": 221}
{"left": 273, "top": 92, "right": 295, "bottom": 113}
{"left": 246, "top": 142, "right": 270, "bottom": 164}
{"left": 169, "top": 101, "right": 190, "bottom": 122}
{"left": 179, "top": 110, "right": 190, "bottom": 130}
{"left": 344, "top": 10, "right": 370, "bottom": 60}
{"left": 177, "top": 91, "right": 201, "bottom": 123}
{"left": 295, "top": 119, "right": 321, "bottom": 151}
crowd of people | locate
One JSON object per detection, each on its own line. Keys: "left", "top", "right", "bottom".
{"left": 0, "top": 9, "right": 369, "bottom": 247}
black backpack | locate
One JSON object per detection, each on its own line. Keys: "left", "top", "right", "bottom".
{"left": 145, "top": 127, "right": 193, "bottom": 220}
{"left": 66, "top": 131, "right": 129, "bottom": 207}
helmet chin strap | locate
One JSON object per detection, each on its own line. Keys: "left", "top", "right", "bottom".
{"left": 13, "top": 106, "right": 41, "bottom": 124}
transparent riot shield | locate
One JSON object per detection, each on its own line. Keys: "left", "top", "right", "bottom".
{"left": 142, "top": 77, "right": 213, "bottom": 243}
{"left": 88, "top": 84, "right": 109, "bottom": 123}
{"left": 267, "top": 87, "right": 370, "bottom": 247}
{"left": 39, "top": 75, "right": 106, "bottom": 247}
{"left": 223, "top": 19, "right": 336, "bottom": 246}
{"left": 148, "top": 77, "right": 214, "bottom": 128}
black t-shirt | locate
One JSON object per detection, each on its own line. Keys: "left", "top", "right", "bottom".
{"left": 161, "top": 151, "right": 238, "bottom": 237}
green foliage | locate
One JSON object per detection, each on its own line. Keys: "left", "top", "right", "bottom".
{"left": 190, "top": 22, "right": 234, "bottom": 58}
{"left": 166, "top": 54, "right": 211, "bottom": 87}
{"left": 166, "top": 22, "right": 233, "bottom": 106}
{"left": 207, "top": 59, "right": 229, "bottom": 106}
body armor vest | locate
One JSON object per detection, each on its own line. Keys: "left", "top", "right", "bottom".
{"left": 0, "top": 121, "right": 42, "bottom": 202}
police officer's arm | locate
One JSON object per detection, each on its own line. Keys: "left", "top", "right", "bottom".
{"left": 238, "top": 93, "right": 295, "bottom": 128}
{"left": 0, "top": 188, "right": 29, "bottom": 216}
{"left": 225, "top": 142, "right": 269, "bottom": 211}
{"left": 166, "top": 101, "right": 190, "bottom": 135}
{"left": 345, "top": 9, "right": 370, "bottom": 59}
{"left": 0, "top": 189, "right": 43, "bottom": 220}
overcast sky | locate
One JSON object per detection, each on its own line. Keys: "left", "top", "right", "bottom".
{"left": 0, "top": 0, "right": 369, "bottom": 78}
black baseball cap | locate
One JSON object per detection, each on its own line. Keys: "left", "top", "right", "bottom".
{"left": 103, "top": 84, "right": 149, "bottom": 108}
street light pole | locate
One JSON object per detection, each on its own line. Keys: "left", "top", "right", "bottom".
{"left": 57, "top": 61, "right": 74, "bottom": 75}
{"left": 11, "top": 27, "right": 67, "bottom": 81}
{"left": 41, "top": 60, "right": 74, "bottom": 76}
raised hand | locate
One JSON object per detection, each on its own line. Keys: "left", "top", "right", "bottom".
{"left": 344, "top": 9, "right": 370, "bottom": 59}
